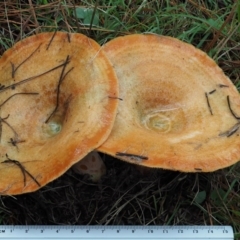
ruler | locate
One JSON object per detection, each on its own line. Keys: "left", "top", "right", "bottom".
{"left": 0, "top": 225, "right": 234, "bottom": 239}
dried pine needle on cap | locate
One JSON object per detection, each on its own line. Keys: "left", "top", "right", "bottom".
{"left": 0, "top": 32, "right": 118, "bottom": 195}
{"left": 98, "top": 33, "right": 240, "bottom": 172}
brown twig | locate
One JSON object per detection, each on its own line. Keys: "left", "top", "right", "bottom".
{"left": 2, "top": 154, "right": 40, "bottom": 187}
{"left": 0, "top": 92, "right": 39, "bottom": 108}
{"left": 219, "top": 96, "right": 240, "bottom": 137}
{"left": 46, "top": 30, "right": 58, "bottom": 50}
{"left": 28, "top": 0, "right": 40, "bottom": 34}
{"left": 203, "top": 2, "right": 237, "bottom": 53}
{"left": 227, "top": 95, "right": 240, "bottom": 120}
{"left": 0, "top": 60, "right": 70, "bottom": 93}
{"left": 11, "top": 44, "right": 41, "bottom": 78}
{"left": 45, "top": 55, "right": 73, "bottom": 123}
{"left": 205, "top": 92, "right": 213, "bottom": 115}
{"left": 0, "top": 115, "right": 19, "bottom": 140}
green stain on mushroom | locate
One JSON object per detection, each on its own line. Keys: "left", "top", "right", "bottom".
{"left": 141, "top": 107, "right": 186, "bottom": 134}
{"left": 48, "top": 121, "right": 62, "bottom": 134}
{"left": 42, "top": 120, "right": 62, "bottom": 137}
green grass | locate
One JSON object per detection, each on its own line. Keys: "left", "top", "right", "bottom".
{"left": 0, "top": 0, "right": 240, "bottom": 238}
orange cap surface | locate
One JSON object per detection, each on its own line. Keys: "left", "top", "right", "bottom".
{"left": 0, "top": 32, "right": 118, "bottom": 195}
{"left": 98, "top": 34, "right": 240, "bottom": 172}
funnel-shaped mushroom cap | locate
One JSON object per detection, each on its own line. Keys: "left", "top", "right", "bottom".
{"left": 98, "top": 34, "right": 240, "bottom": 172}
{"left": 0, "top": 32, "right": 118, "bottom": 195}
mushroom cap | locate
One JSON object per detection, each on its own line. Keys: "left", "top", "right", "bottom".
{"left": 0, "top": 32, "right": 118, "bottom": 195}
{"left": 72, "top": 151, "right": 106, "bottom": 182}
{"left": 98, "top": 34, "right": 240, "bottom": 172}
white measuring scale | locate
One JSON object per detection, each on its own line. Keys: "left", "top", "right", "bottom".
{"left": 0, "top": 225, "right": 234, "bottom": 239}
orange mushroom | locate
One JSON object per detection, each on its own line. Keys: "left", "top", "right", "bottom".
{"left": 72, "top": 151, "right": 106, "bottom": 182}
{"left": 0, "top": 32, "right": 118, "bottom": 195}
{"left": 98, "top": 34, "right": 240, "bottom": 172}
